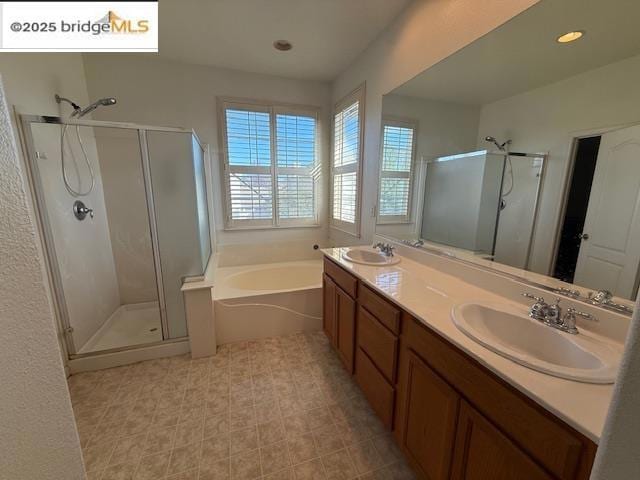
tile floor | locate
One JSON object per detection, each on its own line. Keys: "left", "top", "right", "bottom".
{"left": 68, "top": 331, "right": 416, "bottom": 480}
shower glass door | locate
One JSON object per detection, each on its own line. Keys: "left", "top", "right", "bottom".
{"left": 29, "top": 124, "right": 163, "bottom": 354}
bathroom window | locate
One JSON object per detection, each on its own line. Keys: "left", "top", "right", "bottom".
{"left": 377, "top": 119, "right": 417, "bottom": 223}
{"left": 331, "top": 85, "right": 365, "bottom": 236}
{"left": 219, "top": 99, "right": 319, "bottom": 229}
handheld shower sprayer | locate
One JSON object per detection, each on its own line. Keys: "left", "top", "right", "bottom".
{"left": 54, "top": 94, "right": 117, "bottom": 197}
{"left": 484, "top": 136, "right": 511, "bottom": 152}
{"left": 72, "top": 97, "right": 117, "bottom": 118}
{"left": 484, "top": 136, "right": 515, "bottom": 203}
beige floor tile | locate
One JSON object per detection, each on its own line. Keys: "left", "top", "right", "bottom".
{"left": 67, "top": 335, "right": 413, "bottom": 480}
{"left": 312, "top": 424, "right": 344, "bottom": 456}
{"left": 135, "top": 451, "right": 171, "bottom": 480}
{"left": 204, "top": 413, "right": 230, "bottom": 439}
{"left": 83, "top": 440, "right": 117, "bottom": 473}
{"left": 199, "top": 457, "right": 230, "bottom": 480}
{"left": 230, "top": 448, "right": 261, "bottom": 480}
{"left": 201, "top": 433, "right": 230, "bottom": 464}
{"left": 167, "top": 443, "right": 201, "bottom": 476}
{"left": 167, "top": 467, "right": 199, "bottom": 479}
{"left": 230, "top": 406, "right": 257, "bottom": 431}
{"left": 287, "top": 433, "right": 318, "bottom": 465}
{"left": 264, "top": 467, "right": 295, "bottom": 480}
{"left": 109, "top": 433, "right": 146, "bottom": 467}
{"left": 321, "top": 449, "right": 357, "bottom": 480}
{"left": 258, "top": 419, "right": 286, "bottom": 446}
{"left": 144, "top": 425, "right": 176, "bottom": 454}
{"left": 255, "top": 400, "right": 282, "bottom": 424}
{"left": 260, "top": 441, "right": 291, "bottom": 476}
{"left": 229, "top": 426, "right": 259, "bottom": 455}
{"left": 175, "top": 419, "right": 205, "bottom": 448}
{"left": 101, "top": 462, "right": 137, "bottom": 480}
{"left": 347, "top": 441, "right": 385, "bottom": 475}
{"left": 293, "top": 458, "right": 326, "bottom": 480}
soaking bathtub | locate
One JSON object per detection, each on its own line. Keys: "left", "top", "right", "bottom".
{"left": 213, "top": 259, "right": 322, "bottom": 344}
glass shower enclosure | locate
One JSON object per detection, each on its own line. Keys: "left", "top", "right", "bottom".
{"left": 18, "top": 114, "right": 211, "bottom": 358}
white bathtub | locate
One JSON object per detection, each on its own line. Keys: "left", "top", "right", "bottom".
{"left": 213, "top": 260, "right": 322, "bottom": 344}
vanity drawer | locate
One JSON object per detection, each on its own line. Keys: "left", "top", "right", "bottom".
{"left": 359, "top": 284, "right": 401, "bottom": 334}
{"left": 405, "top": 317, "right": 595, "bottom": 480}
{"left": 324, "top": 258, "right": 358, "bottom": 298}
{"left": 358, "top": 306, "right": 398, "bottom": 383}
{"left": 355, "top": 347, "right": 395, "bottom": 429}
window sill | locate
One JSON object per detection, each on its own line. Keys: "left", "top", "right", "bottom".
{"left": 223, "top": 223, "right": 322, "bottom": 232}
{"left": 376, "top": 220, "right": 413, "bottom": 226}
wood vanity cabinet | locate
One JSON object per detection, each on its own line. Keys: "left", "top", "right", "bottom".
{"left": 323, "top": 259, "right": 357, "bottom": 373}
{"left": 322, "top": 257, "right": 597, "bottom": 480}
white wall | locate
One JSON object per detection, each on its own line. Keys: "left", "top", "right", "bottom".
{"left": 0, "top": 72, "right": 85, "bottom": 479}
{"left": 0, "top": 54, "right": 122, "bottom": 352}
{"left": 477, "top": 53, "right": 640, "bottom": 274}
{"left": 330, "top": 0, "right": 540, "bottom": 246}
{"left": 377, "top": 93, "right": 480, "bottom": 238}
{"left": 82, "top": 54, "right": 331, "bottom": 257}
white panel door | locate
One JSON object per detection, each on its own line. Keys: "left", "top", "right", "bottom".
{"left": 574, "top": 125, "right": 640, "bottom": 298}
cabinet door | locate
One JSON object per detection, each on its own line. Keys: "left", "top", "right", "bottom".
{"left": 402, "top": 350, "right": 460, "bottom": 480}
{"left": 451, "top": 401, "right": 553, "bottom": 480}
{"left": 335, "top": 285, "right": 356, "bottom": 373}
{"left": 322, "top": 274, "right": 337, "bottom": 345}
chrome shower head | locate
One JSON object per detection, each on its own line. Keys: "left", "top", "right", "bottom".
{"left": 74, "top": 97, "right": 117, "bottom": 118}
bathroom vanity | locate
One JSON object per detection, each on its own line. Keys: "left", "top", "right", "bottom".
{"left": 321, "top": 250, "right": 611, "bottom": 480}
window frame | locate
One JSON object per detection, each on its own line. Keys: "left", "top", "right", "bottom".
{"left": 330, "top": 84, "right": 366, "bottom": 237}
{"left": 376, "top": 116, "right": 418, "bottom": 225}
{"left": 217, "top": 97, "right": 321, "bottom": 230}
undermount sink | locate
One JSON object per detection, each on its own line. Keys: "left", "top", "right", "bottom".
{"left": 341, "top": 247, "right": 401, "bottom": 266}
{"left": 451, "top": 301, "right": 620, "bottom": 384}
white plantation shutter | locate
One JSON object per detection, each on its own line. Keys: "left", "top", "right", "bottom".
{"left": 331, "top": 86, "right": 365, "bottom": 235}
{"left": 220, "top": 100, "right": 319, "bottom": 228}
{"left": 378, "top": 120, "right": 416, "bottom": 223}
{"left": 276, "top": 113, "right": 316, "bottom": 223}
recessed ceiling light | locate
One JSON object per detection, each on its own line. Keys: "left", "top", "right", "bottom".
{"left": 556, "top": 30, "right": 585, "bottom": 43}
{"left": 273, "top": 40, "right": 293, "bottom": 51}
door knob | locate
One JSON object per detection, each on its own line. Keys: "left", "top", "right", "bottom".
{"left": 578, "top": 233, "right": 589, "bottom": 240}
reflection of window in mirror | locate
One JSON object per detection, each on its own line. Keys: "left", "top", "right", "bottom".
{"left": 377, "top": 117, "right": 417, "bottom": 224}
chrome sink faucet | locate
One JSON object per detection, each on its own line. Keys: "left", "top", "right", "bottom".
{"left": 521, "top": 293, "right": 595, "bottom": 334}
{"left": 373, "top": 242, "right": 395, "bottom": 257}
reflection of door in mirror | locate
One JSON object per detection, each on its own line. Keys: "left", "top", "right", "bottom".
{"left": 571, "top": 125, "right": 640, "bottom": 299}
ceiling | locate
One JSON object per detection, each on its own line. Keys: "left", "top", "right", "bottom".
{"left": 392, "top": 0, "right": 640, "bottom": 105}
{"left": 158, "top": 0, "right": 412, "bottom": 82}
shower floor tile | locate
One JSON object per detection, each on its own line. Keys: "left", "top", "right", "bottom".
{"left": 67, "top": 332, "right": 415, "bottom": 480}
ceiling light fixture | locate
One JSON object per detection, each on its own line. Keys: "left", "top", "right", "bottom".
{"left": 273, "top": 40, "right": 293, "bottom": 51}
{"left": 556, "top": 30, "right": 585, "bottom": 43}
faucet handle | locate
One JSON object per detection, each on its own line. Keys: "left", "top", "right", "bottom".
{"left": 566, "top": 307, "right": 596, "bottom": 321}
{"left": 522, "top": 292, "right": 545, "bottom": 303}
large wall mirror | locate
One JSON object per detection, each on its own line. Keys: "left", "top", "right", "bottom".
{"left": 375, "top": 0, "right": 640, "bottom": 309}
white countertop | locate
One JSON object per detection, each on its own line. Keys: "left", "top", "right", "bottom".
{"left": 323, "top": 247, "right": 622, "bottom": 443}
